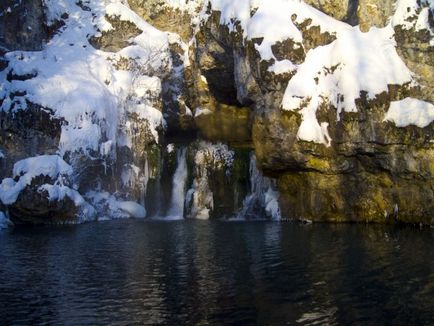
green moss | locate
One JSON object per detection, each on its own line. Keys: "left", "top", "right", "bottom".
{"left": 145, "top": 145, "right": 161, "bottom": 175}
{"left": 306, "top": 157, "right": 331, "bottom": 172}
{"left": 195, "top": 104, "right": 252, "bottom": 144}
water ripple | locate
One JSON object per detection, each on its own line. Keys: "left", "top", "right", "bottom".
{"left": 0, "top": 221, "right": 433, "bottom": 325}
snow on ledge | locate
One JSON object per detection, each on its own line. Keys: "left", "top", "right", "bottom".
{"left": 0, "top": 155, "right": 73, "bottom": 205}
{"left": 384, "top": 98, "right": 434, "bottom": 128}
{"left": 86, "top": 191, "right": 146, "bottom": 219}
{"left": 13, "top": 155, "right": 73, "bottom": 179}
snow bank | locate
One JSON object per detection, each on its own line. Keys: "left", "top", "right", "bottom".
{"left": 384, "top": 98, "right": 434, "bottom": 128}
{"left": 86, "top": 191, "right": 146, "bottom": 219}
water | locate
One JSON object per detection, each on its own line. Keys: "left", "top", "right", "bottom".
{"left": 237, "top": 154, "right": 281, "bottom": 220}
{"left": 167, "top": 148, "right": 188, "bottom": 219}
{"left": 0, "top": 220, "right": 433, "bottom": 325}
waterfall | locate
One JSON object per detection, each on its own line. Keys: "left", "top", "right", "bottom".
{"left": 236, "top": 154, "right": 281, "bottom": 220}
{"left": 167, "top": 147, "right": 188, "bottom": 219}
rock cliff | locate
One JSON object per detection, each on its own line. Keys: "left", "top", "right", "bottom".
{"left": 0, "top": 0, "right": 433, "bottom": 226}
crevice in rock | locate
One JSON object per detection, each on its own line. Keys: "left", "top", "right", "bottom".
{"left": 345, "top": 0, "right": 359, "bottom": 26}
{"left": 202, "top": 66, "right": 243, "bottom": 107}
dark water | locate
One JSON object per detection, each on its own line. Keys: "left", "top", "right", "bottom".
{"left": 0, "top": 220, "right": 434, "bottom": 325}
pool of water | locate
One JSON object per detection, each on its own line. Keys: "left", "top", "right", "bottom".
{"left": 0, "top": 220, "right": 433, "bottom": 325}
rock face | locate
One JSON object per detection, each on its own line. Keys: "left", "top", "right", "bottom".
{"left": 0, "top": 0, "right": 48, "bottom": 52}
{"left": 357, "top": 0, "right": 396, "bottom": 32}
{"left": 128, "top": 0, "right": 196, "bottom": 41}
{"left": 1, "top": 0, "right": 434, "bottom": 226}
{"left": 304, "top": 0, "right": 351, "bottom": 22}
{"left": 188, "top": 0, "right": 434, "bottom": 224}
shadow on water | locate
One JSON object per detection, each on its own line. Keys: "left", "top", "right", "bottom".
{"left": 0, "top": 220, "right": 433, "bottom": 325}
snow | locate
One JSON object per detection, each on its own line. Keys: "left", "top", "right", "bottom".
{"left": 392, "top": 0, "right": 434, "bottom": 44}
{"left": 0, "top": 150, "right": 4, "bottom": 159}
{"left": 163, "top": 0, "right": 203, "bottom": 15}
{"left": 40, "top": 184, "right": 82, "bottom": 205}
{"left": 117, "top": 201, "right": 146, "bottom": 218}
{"left": 210, "top": 0, "right": 342, "bottom": 72}
{"left": 210, "top": 0, "right": 252, "bottom": 35}
{"left": 59, "top": 120, "right": 102, "bottom": 155}
{"left": 282, "top": 25, "right": 412, "bottom": 144}
{"left": 86, "top": 191, "right": 146, "bottom": 219}
{"left": 43, "top": 0, "right": 77, "bottom": 25}
{"left": 194, "top": 107, "right": 212, "bottom": 117}
{"left": 384, "top": 98, "right": 434, "bottom": 128}
{"left": 100, "top": 140, "right": 114, "bottom": 157}
{"left": 0, "top": 155, "right": 73, "bottom": 205}
{"left": 392, "top": 0, "right": 433, "bottom": 30}
{"left": 13, "top": 155, "right": 73, "bottom": 178}
{"left": 268, "top": 59, "right": 296, "bottom": 74}
{"left": 207, "top": 0, "right": 417, "bottom": 145}
{"left": 416, "top": 7, "right": 432, "bottom": 31}
{"left": 127, "top": 103, "right": 164, "bottom": 141}
{"left": 0, "top": 0, "right": 174, "bottom": 222}
{"left": 166, "top": 143, "right": 175, "bottom": 153}
{"left": 38, "top": 184, "right": 96, "bottom": 222}
{"left": 1, "top": 0, "right": 170, "bottom": 156}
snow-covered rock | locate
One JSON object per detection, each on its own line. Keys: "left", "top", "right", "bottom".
{"left": 1, "top": 0, "right": 433, "bottom": 225}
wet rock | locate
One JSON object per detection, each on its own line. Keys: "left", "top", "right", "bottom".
{"left": 128, "top": 0, "right": 196, "bottom": 41}
{"left": 304, "top": 0, "right": 350, "bottom": 22}
{"left": 184, "top": 142, "right": 250, "bottom": 220}
{"left": 0, "top": 103, "right": 63, "bottom": 180}
{"left": 2, "top": 0, "right": 434, "bottom": 225}
{"left": 357, "top": 0, "right": 395, "bottom": 32}
{"left": 393, "top": 4, "right": 434, "bottom": 103}
{"left": 89, "top": 16, "right": 142, "bottom": 52}
{"left": 0, "top": 0, "right": 48, "bottom": 51}
{"left": 9, "top": 176, "right": 78, "bottom": 225}
{"left": 278, "top": 170, "right": 434, "bottom": 225}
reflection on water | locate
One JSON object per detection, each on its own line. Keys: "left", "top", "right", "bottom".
{"left": 0, "top": 221, "right": 433, "bottom": 325}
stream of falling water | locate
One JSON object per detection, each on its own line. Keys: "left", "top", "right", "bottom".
{"left": 166, "top": 147, "right": 188, "bottom": 219}
{"left": 236, "top": 154, "right": 281, "bottom": 220}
